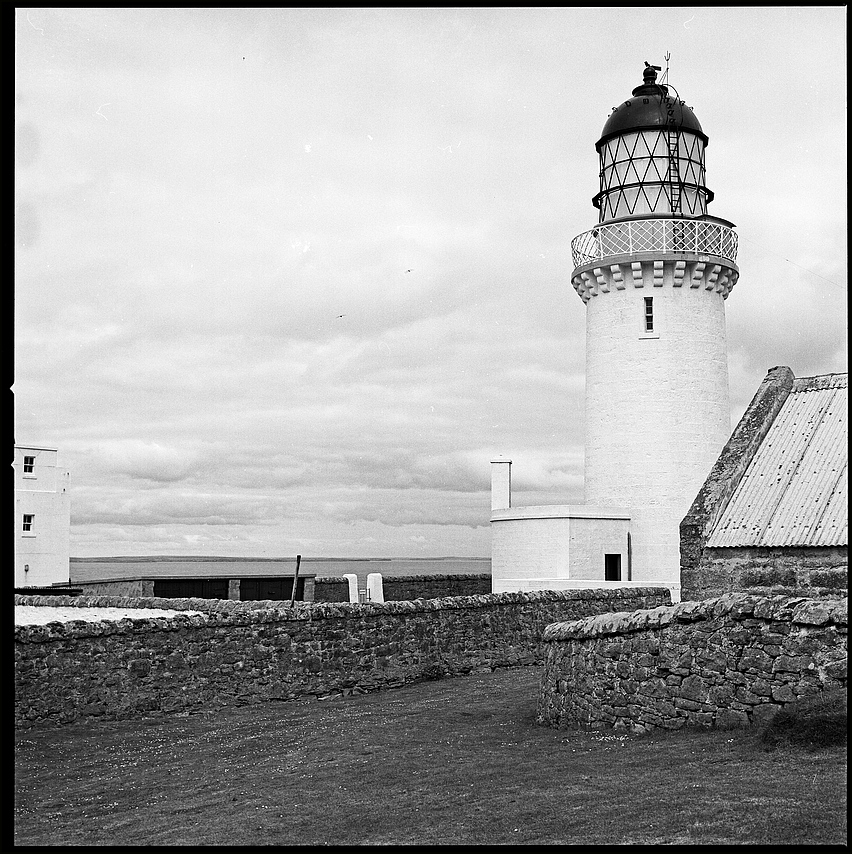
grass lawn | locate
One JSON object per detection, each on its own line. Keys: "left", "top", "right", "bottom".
{"left": 14, "top": 666, "right": 847, "bottom": 846}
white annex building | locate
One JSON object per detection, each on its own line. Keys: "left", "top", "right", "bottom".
{"left": 14, "top": 445, "right": 71, "bottom": 588}
{"left": 491, "top": 63, "right": 741, "bottom": 603}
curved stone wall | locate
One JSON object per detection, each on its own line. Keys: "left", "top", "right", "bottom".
{"left": 15, "top": 587, "right": 669, "bottom": 729}
{"left": 537, "top": 593, "right": 847, "bottom": 732}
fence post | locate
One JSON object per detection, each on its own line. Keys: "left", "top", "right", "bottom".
{"left": 289, "top": 554, "right": 301, "bottom": 606}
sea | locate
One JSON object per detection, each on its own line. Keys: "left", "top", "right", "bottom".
{"left": 69, "top": 556, "right": 491, "bottom": 589}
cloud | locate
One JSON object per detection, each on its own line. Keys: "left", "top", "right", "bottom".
{"left": 91, "top": 441, "right": 203, "bottom": 483}
{"left": 16, "top": 8, "right": 847, "bottom": 559}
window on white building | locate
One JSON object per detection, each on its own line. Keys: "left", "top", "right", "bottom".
{"left": 23, "top": 455, "right": 35, "bottom": 473}
{"left": 22, "top": 514, "right": 35, "bottom": 533}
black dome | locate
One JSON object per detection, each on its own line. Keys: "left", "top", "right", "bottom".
{"left": 596, "top": 64, "right": 707, "bottom": 149}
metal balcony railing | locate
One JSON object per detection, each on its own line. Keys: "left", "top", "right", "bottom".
{"left": 571, "top": 218, "right": 738, "bottom": 269}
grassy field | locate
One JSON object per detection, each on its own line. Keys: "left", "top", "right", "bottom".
{"left": 14, "top": 667, "right": 847, "bottom": 846}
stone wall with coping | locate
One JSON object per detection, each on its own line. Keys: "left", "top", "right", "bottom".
{"left": 15, "top": 587, "right": 670, "bottom": 729}
{"left": 537, "top": 593, "right": 847, "bottom": 733}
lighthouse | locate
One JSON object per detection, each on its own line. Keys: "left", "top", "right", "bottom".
{"left": 570, "top": 63, "right": 739, "bottom": 583}
{"left": 490, "top": 62, "right": 740, "bottom": 599}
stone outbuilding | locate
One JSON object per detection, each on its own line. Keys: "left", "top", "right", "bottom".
{"left": 680, "top": 367, "right": 847, "bottom": 600}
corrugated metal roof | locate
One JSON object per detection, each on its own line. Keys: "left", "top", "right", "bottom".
{"left": 706, "top": 373, "right": 847, "bottom": 548}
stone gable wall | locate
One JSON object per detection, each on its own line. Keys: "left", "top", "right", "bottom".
{"left": 15, "top": 587, "right": 669, "bottom": 729}
{"left": 537, "top": 593, "right": 847, "bottom": 733}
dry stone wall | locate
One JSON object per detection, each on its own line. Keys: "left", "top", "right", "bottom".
{"left": 537, "top": 593, "right": 847, "bottom": 733}
{"left": 382, "top": 573, "right": 492, "bottom": 600}
{"left": 311, "top": 576, "right": 350, "bottom": 602}
{"left": 312, "top": 573, "right": 492, "bottom": 602}
{"left": 15, "top": 587, "right": 668, "bottom": 729}
{"left": 66, "top": 573, "right": 494, "bottom": 603}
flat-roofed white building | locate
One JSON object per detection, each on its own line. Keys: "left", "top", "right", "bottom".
{"left": 14, "top": 445, "right": 71, "bottom": 588}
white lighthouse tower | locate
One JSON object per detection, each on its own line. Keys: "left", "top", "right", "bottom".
{"left": 570, "top": 63, "right": 739, "bottom": 583}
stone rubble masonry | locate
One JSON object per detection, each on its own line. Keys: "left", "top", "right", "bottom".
{"left": 381, "top": 574, "right": 493, "bottom": 601}
{"left": 14, "top": 587, "right": 669, "bottom": 729}
{"left": 311, "top": 576, "right": 350, "bottom": 602}
{"left": 537, "top": 593, "right": 847, "bottom": 733}
{"left": 68, "top": 573, "right": 494, "bottom": 603}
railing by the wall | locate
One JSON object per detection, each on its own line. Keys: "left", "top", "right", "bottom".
{"left": 571, "top": 217, "right": 738, "bottom": 269}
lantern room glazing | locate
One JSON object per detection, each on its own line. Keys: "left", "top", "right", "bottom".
{"left": 592, "top": 64, "right": 714, "bottom": 223}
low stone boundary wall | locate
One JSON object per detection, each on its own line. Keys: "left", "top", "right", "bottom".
{"left": 382, "top": 573, "right": 492, "bottom": 601}
{"left": 70, "top": 579, "right": 157, "bottom": 597}
{"left": 537, "top": 593, "right": 847, "bottom": 733}
{"left": 70, "top": 576, "right": 316, "bottom": 601}
{"left": 64, "top": 573, "right": 494, "bottom": 603}
{"left": 311, "top": 576, "right": 350, "bottom": 602}
{"left": 312, "top": 573, "right": 492, "bottom": 602}
{"left": 15, "top": 587, "right": 669, "bottom": 729}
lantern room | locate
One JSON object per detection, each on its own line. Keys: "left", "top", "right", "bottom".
{"left": 593, "top": 63, "right": 712, "bottom": 222}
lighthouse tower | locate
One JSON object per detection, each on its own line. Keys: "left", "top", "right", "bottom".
{"left": 570, "top": 63, "right": 740, "bottom": 584}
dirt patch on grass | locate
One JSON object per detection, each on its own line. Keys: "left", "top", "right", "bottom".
{"left": 14, "top": 667, "right": 847, "bottom": 845}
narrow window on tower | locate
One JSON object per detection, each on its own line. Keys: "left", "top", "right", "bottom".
{"left": 22, "top": 514, "right": 35, "bottom": 534}
{"left": 644, "top": 297, "right": 654, "bottom": 332}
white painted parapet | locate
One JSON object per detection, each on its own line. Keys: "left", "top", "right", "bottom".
{"left": 342, "top": 573, "right": 359, "bottom": 603}
{"left": 366, "top": 573, "right": 384, "bottom": 603}
{"left": 491, "top": 458, "right": 512, "bottom": 511}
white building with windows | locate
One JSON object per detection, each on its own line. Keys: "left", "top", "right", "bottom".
{"left": 14, "top": 445, "right": 71, "bottom": 588}
{"left": 491, "top": 63, "right": 741, "bottom": 603}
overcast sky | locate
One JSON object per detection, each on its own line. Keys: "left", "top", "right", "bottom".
{"left": 15, "top": 7, "right": 847, "bottom": 559}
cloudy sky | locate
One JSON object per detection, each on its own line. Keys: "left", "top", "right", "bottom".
{"left": 15, "top": 7, "right": 846, "bottom": 559}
